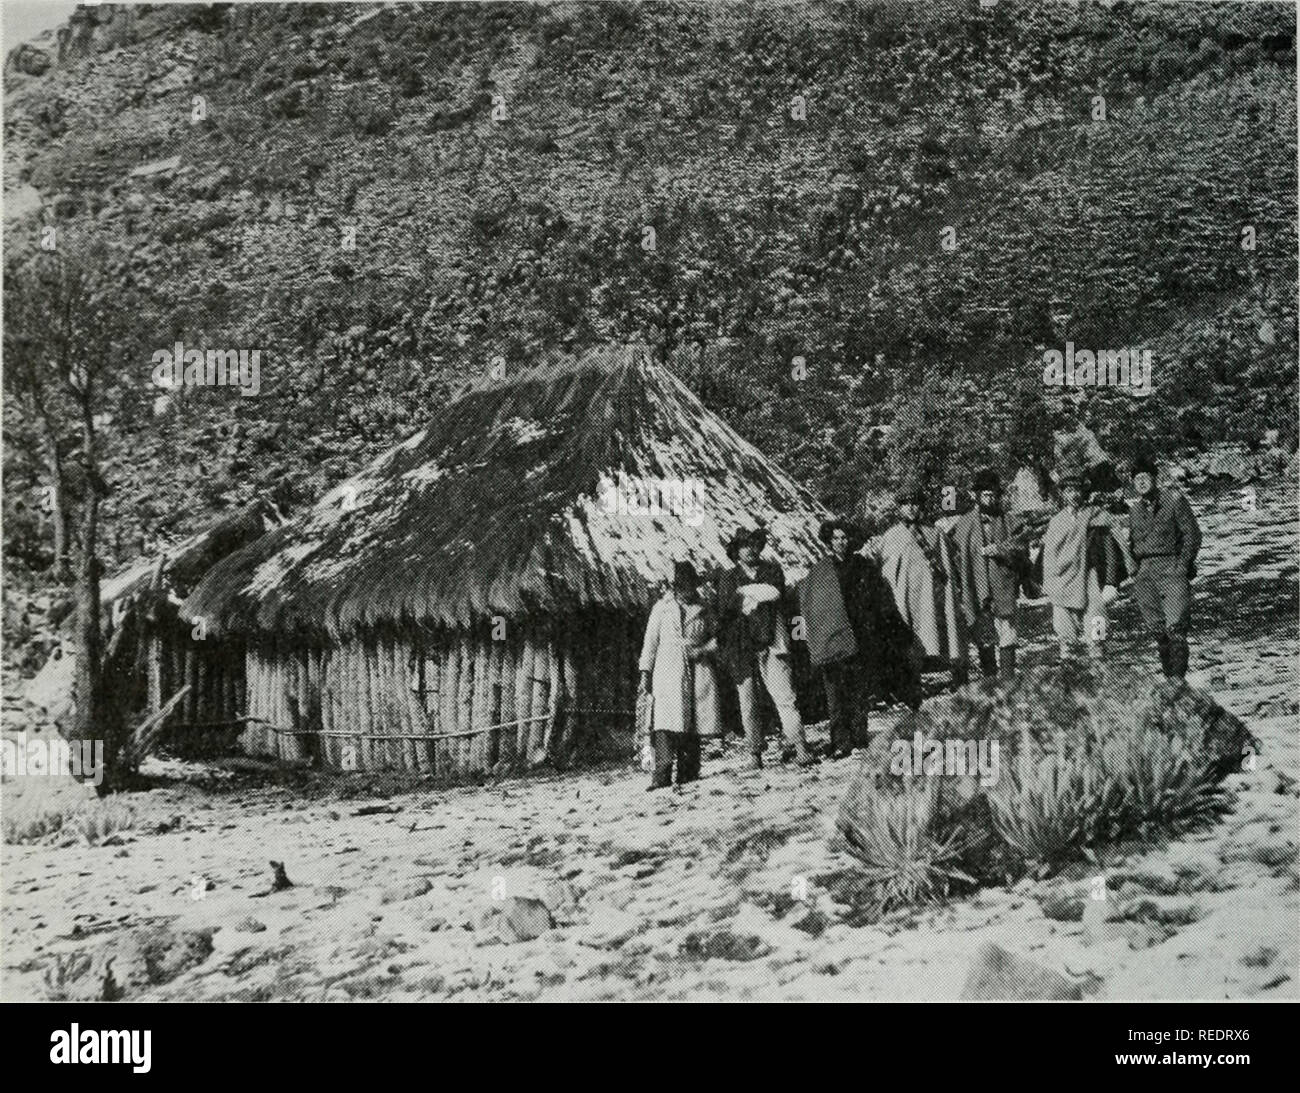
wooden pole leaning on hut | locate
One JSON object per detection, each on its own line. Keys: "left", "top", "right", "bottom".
{"left": 120, "top": 685, "right": 191, "bottom": 773}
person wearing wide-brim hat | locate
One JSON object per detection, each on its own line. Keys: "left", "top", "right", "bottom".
{"left": 724, "top": 525, "right": 769, "bottom": 561}
{"left": 638, "top": 561, "right": 721, "bottom": 789}
{"left": 716, "top": 524, "right": 814, "bottom": 769}
{"left": 1123, "top": 452, "right": 1201, "bottom": 681}
{"left": 875, "top": 478, "right": 968, "bottom": 703}
{"left": 950, "top": 467, "right": 1031, "bottom": 679}
{"left": 1042, "top": 461, "right": 1126, "bottom": 665}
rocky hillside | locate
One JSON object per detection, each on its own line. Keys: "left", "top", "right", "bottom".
{"left": 4, "top": 1, "right": 1297, "bottom": 581}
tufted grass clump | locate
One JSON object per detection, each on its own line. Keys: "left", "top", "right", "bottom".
{"left": 838, "top": 664, "right": 1250, "bottom": 905}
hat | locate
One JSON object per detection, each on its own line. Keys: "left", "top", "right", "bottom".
{"left": 818, "top": 518, "right": 861, "bottom": 547}
{"left": 1130, "top": 452, "right": 1158, "bottom": 479}
{"left": 726, "top": 526, "right": 768, "bottom": 560}
{"left": 1055, "top": 456, "right": 1090, "bottom": 490}
{"left": 671, "top": 560, "right": 700, "bottom": 593}
{"left": 972, "top": 468, "right": 1002, "bottom": 494}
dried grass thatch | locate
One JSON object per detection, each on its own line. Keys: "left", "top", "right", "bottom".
{"left": 183, "top": 345, "right": 829, "bottom": 638}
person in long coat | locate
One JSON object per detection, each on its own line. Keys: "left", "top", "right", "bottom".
{"left": 716, "top": 526, "right": 814, "bottom": 770}
{"left": 799, "top": 518, "right": 883, "bottom": 758}
{"left": 951, "top": 468, "right": 1031, "bottom": 678}
{"left": 876, "top": 482, "right": 967, "bottom": 697}
{"left": 638, "top": 561, "right": 721, "bottom": 789}
{"left": 1041, "top": 465, "right": 1127, "bottom": 662}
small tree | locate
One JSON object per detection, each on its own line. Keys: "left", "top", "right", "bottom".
{"left": 5, "top": 247, "right": 145, "bottom": 788}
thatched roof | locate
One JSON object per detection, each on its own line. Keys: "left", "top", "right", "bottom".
{"left": 182, "top": 345, "right": 830, "bottom": 638}
{"left": 100, "top": 498, "right": 285, "bottom": 616}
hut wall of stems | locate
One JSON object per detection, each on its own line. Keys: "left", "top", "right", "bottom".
{"left": 149, "top": 620, "right": 247, "bottom": 756}
{"left": 238, "top": 612, "right": 642, "bottom": 777}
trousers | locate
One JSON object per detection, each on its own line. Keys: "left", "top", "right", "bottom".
{"left": 650, "top": 732, "right": 701, "bottom": 788}
{"left": 736, "top": 648, "right": 805, "bottom": 756}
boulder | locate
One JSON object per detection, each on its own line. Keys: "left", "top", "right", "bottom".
{"left": 578, "top": 905, "right": 642, "bottom": 949}
{"left": 6, "top": 43, "right": 51, "bottom": 77}
{"left": 961, "top": 943, "right": 1082, "bottom": 1000}
{"left": 479, "top": 896, "right": 553, "bottom": 943}
{"left": 44, "top": 922, "right": 216, "bottom": 1001}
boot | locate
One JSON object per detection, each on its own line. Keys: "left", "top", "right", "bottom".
{"left": 977, "top": 646, "right": 999, "bottom": 678}
{"left": 745, "top": 752, "right": 764, "bottom": 772}
{"left": 1167, "top": 635, "right": 1189, "bottom": 681}
{"left": 950, "top": 664, "right": 969, "bottom": 690}
{"left": 1155, "top": 635, "right": 1171, "bottom": 677}
{"left": 1000, "top": 646, "right": 1017, "bottom": 674}
{"left": 793, "top": 739, "right": 817, "bottom": 767}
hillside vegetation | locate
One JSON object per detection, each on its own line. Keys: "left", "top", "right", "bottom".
{"left": 4, "top": 0, "right": 1296, "bottom": 584}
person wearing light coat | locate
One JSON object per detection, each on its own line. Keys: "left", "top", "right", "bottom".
{"left": 638, "top": 561, "right": 720, "bottom": 788}
{"left": 1041, "top": 466, "right": 1127, "bottom": 661}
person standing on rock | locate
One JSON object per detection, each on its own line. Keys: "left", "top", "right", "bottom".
{"left": 799, "top": 518, "right": 882, "bottom": 759}
{"left": 875, "top": 479, "right": 969, "bottom": 700}
{"left": 1041, "top": 463, "right": 1126, "bottom": 663}
{"left": 952, "top": 468, "right": 1031, "bottom": 678}
{"left": 638, "top": 562, "right": 721, "bottom": 789}
{"left": 718, "top": 527, "right": 815, "bottom": 770}
{"left": 1126, "top": 454, "right": 1202, "bottom": 681}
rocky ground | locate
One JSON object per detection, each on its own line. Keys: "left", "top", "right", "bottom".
{"left": 2, "top": 479, "right": 1296, "bottom": 1001}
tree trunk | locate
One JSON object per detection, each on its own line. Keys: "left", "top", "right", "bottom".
{"left": 39, "top": 414, "right": 71, "bottom": 583}
{"left": 71, "top": 475, "right": 101, "bottom": 747}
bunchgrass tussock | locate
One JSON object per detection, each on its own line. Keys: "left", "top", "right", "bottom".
{"left": 2, "top": 797, "right": 136, "bottom": 846}
{"left": 840, "top": 778, "right": 976, "bottom": 913}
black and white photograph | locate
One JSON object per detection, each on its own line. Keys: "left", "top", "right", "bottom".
{"left": 1, "top": 0, "right": 1297, "bottom": 1032}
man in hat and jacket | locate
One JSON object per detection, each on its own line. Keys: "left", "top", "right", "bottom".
{"left": 951, "top": 468, "right": 1031, "bottom": 678}
{"left": 1124, "top": 453, "right": 1201, "bottom": 680}
{"left": 718, "top": 526, "right": 815, "bottom": 769}
{"left": 876, "top": 480, "right": 968, "bottom": 698}
{"left": 799, "top": 518, "right": 887, "bottom": 758}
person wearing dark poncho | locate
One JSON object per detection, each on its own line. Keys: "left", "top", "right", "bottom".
{"left": 800, "top": 519, "right": 890, "bottom": 758}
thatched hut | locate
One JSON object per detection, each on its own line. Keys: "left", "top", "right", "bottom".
{"left": 25, "top": 499, "right": 285, "bottom": 750}
{"left": 181, "top": 345, "right": 830, "bottom": 776}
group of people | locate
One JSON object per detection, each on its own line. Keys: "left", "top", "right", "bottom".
{"left": 637, "top": 452, "right": 1203, "bottom": 790}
